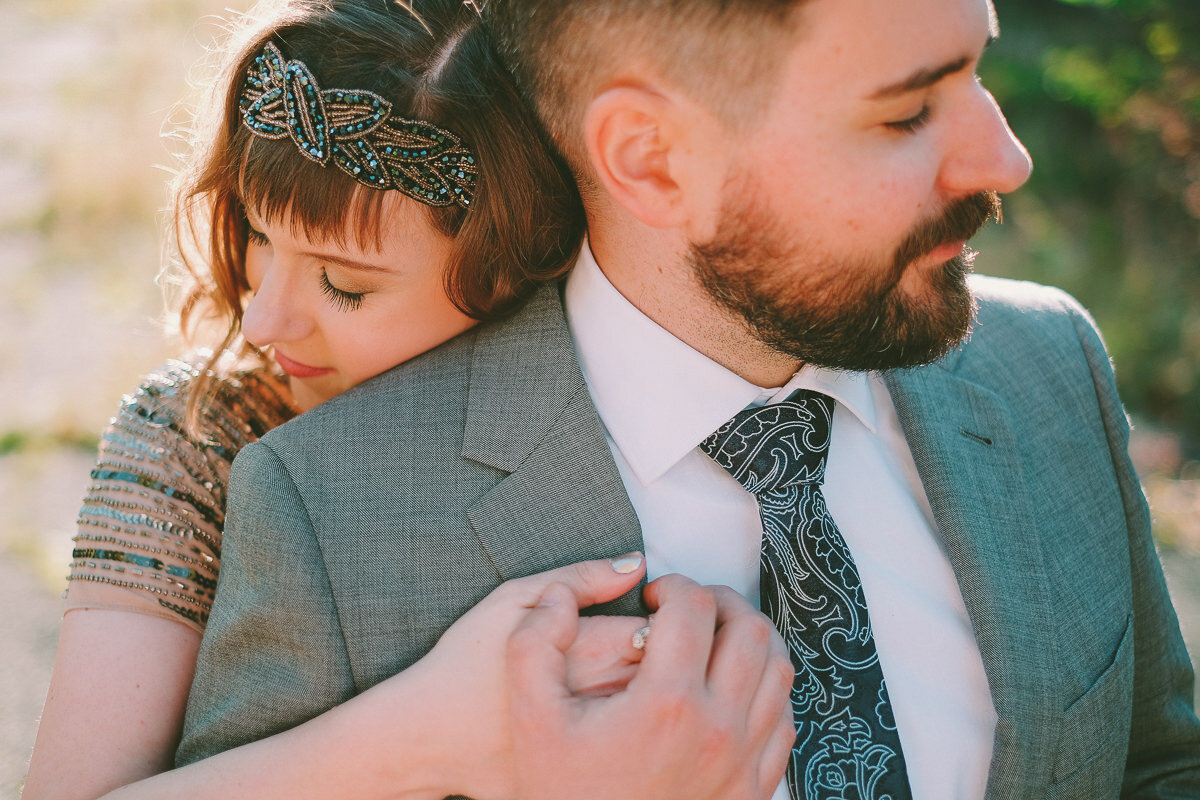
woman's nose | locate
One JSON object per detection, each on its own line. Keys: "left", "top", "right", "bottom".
{"left": 240, "top": 266, "right": 315, "bottom": 349}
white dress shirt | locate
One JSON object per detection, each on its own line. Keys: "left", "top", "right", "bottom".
{"left": 564, "top": 244, "right": 997, "bottom": 800}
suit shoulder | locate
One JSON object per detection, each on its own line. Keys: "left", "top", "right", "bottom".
{"left": 965, "top": 275, "right": 1104, "bottom": 354}
{"left": 953, "top": 276, "right": 1117, "bottom": 400}
{"left": 259, "top": 329, "right": 478, "bottom": 454}
{"left": 969, "top": 275, "right": 1095, "bottom": 327}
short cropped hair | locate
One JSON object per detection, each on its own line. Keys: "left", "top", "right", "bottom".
{"left": 485, "top": 0, "right": 807, "bottom": 174}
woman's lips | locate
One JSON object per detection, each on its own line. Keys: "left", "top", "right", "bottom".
{"left": 274, "top": 351, "right": 333, "bottom": 379}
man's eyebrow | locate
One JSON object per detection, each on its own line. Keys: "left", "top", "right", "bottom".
{"left": 300, "top": 251, "right": 391, "bottom": 274}
{"left": 867, "top": 34, "right": 997, "bottom": 101}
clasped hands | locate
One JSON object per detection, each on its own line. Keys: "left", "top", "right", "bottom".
{"left": 401, "top": 554, "right": 796, "bottom": 800}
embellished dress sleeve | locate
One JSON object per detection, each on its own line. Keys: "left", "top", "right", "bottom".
{"left": 65, "top": 359, "right": 297, "bottom": 633}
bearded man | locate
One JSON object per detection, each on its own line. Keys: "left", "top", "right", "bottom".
{"left": 180, "top": 0, "right": 1200, "bottom": 797}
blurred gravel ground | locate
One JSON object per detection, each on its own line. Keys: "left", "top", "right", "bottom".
{"left": 1, "top": 556, "right": 59, "bottom": 800}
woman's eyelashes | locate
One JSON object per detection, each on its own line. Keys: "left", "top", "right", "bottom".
{"left": 320, "top": 269, "right": 367, "bottom": 312}
{"left": 247, "top": 226, "right": 270, "bottom": 247}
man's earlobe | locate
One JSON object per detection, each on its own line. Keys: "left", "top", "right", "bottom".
{"left": 584, "top": 87, "right": 688, "bottom": 229}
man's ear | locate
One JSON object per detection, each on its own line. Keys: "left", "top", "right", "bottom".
{"left": 583, "top": 86, "right": 700, "bottom": 230}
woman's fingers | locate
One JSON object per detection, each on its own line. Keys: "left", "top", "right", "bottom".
{"left": 500, "top": 555, "right": 650, "bottom": 708}
{"left": 506, "top": 572, "right": 799, "bottom": 800}
{"left": 506, "top": 583, "right": 580, "bottom": 719}
{"left": 502, "top": 552, "right": 646, "bottom": 611}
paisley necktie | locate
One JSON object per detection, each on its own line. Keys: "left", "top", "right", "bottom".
{"left": 699, "top": 390, "right": 912, "bottom": 800}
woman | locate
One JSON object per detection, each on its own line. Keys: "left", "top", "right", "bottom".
{"left": 21, "top": 0, "right": 657, "bottom": 796}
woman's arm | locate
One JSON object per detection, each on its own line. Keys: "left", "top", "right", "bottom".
{"left": 26, "top": 555, "right": 793, "bottom": 800}
{"left": 23, "top": 555, "right": 651, "bottom": 800}
{"left": 23, "top": 611, "right": 202, "bottom": 799}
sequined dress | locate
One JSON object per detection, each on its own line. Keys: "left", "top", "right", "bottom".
{"left": 65, "top": 358, "right": 298, "bottom": 633}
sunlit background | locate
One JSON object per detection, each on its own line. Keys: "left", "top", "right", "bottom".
{"left": 1, "top": 0, "right": 1197, "bottom": 796}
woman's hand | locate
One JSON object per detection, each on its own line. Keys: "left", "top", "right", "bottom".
{"left": 383, "top": 552, "right": 652, "bottom": 799}
{"left": 28, "top": 555, "right": 648, "bottom": 800}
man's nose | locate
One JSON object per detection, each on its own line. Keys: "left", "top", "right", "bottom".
{"left": 240, "top": 266, "right": 314, "bottom": 348}
{"left": 939, "top": 83, "right": 1033, "bottom": 198}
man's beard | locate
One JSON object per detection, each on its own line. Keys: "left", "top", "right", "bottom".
{"left": 687, "top": 188, "right": 1001, "bottom": 372}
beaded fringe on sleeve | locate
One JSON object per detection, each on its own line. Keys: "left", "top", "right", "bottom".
{"left": 65, "top": 359, "right": 297, "bottom": 633}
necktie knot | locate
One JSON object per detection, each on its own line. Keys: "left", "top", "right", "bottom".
{"left": 699, "top": 389, "right": 834, "bottom": 495}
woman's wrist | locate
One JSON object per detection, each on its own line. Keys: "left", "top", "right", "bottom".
{"left": 321, "top": 665, "right": 471, "bottom": 800}
{"left": 368, "top": 654, "right": 515, "bottom": 800}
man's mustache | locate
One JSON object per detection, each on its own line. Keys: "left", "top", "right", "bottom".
{"left": 893, "top": 191, "right": 1002, "bottom": 271}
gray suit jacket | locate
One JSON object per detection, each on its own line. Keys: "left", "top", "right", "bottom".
{"left": 179, "top": 276, "right": 1200, "bottom": 798}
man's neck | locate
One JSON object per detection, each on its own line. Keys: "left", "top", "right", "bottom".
{"left": 587, "top": 231, "right": 802, "bottom": 388}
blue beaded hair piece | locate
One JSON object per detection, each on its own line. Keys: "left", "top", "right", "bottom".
{"left": 239, "top": 42, "right": 478, "bottom": 208}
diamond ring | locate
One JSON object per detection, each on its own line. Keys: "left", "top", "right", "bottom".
{"left": 631, "top": 625, "right": 652, "bottom": 651}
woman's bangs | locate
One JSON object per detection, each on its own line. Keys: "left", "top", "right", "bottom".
{"left": 234, "top": 134, "right": 388, "bottom": 252}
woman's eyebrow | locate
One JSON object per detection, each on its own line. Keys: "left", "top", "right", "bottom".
{"left": 300, "top": 251, "right": 392, "bottom": 273}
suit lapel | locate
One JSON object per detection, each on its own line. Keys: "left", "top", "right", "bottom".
{"left": 885, "top": 365, "right": 1060, "bottom": 798}
{"left": 462, "top": 283, "right": 645, "bottom": 614}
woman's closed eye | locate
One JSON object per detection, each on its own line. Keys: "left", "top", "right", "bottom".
{"left": 247, "top": 226, "right": 270, "bottom": 247}
{"left": 320, "top": 269, "right": 367, "bottom": 312}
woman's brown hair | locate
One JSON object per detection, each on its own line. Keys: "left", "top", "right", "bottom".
{"left": 171, "top": 0, "right": 585, "bottom": 430}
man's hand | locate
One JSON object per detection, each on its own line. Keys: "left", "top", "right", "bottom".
{"left": 397, "top": 553, "right": 650, "bottom": 800}
{"left": 566, "top": 614, "right": 646, "bottom": 697}
{"left": 507, "top": 573, "right": 796, "bottom": 800}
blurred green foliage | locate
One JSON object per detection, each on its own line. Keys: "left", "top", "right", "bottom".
{"left": 981, "top": 0, "right": 1200, "bottom": 452}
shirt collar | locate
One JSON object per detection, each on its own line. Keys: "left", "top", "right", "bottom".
{"left": 564, "top": 242, "right": 878, "bottom": 485}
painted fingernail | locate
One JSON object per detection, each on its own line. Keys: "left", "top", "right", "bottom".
{"left": 610, "top": 552, "right": 644, "bottom": 574}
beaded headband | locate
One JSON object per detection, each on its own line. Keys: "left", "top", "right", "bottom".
{"left": 238, "top": 42, "right": 478, "bottom": 208}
